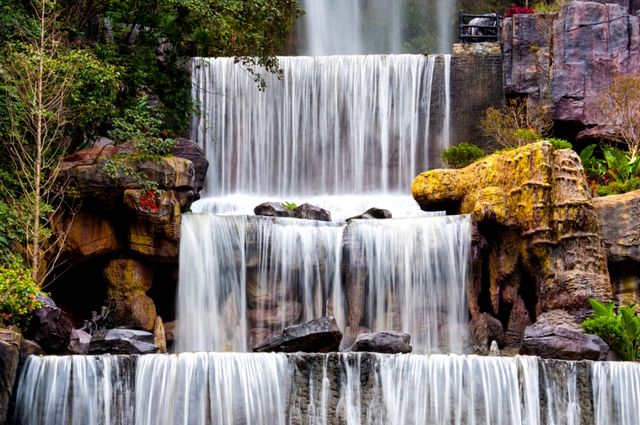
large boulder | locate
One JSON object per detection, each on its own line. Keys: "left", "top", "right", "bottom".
{"left": 24, "top": 295, "right": 73, "bottom": 354}
{"left": 103, "top": 259, "right": 156, "bottom": 332}
{"left": 253, "top": 317, "right": 343, "bottom": 353}
{"left": 520, "top": 323, "right": 609, "bottom": 360}
{"left": 346, "top": 331, "right": 412, "bottom": 354}
{"left": 293, "top": 203, "right": 331, "bottom": 222}
{"left": 54, "top": 211, "right": 120, "bottom": 259}
{"left": 412, "top": 143, "right": 611, "bottom": 336}
{"left": 0, "top": 329, "right": 21, "bottom": 425}
{"left": 89, "top": 329, "right": 158, "bottom": 354}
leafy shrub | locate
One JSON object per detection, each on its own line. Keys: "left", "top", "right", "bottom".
{"left": 546, "top": 138, "right": 572, "bottom": 150}
{"left": 109, "top": 96, "right": 163, "bottom": 143}
{"left": 441, "top": 143, "right": 486, "bottom": 168}
{"left": 581, "top": 144, "right": 640, "bottom": 196}
{"left": 582, "top": 299, "right": 640, "bottom": 361}
{"left": 480, "top": 98, "right": 552, "bottom": 148}
{"left": 0, "top": 256, "right": 42, "bottom": 330}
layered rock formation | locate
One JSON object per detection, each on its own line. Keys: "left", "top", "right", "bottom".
{"left": 594, "top": 189, "right": 640, "bottom": 306}
{"left": 503, "top": 1, "right": 640, "bottom": 136}
{"left": 412, "top": 142, "right": 612, "bottom": 351}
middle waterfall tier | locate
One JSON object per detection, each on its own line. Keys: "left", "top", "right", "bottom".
{"left": 190, "top": 54, "right": 451, "bottom": 198}
{"left": 176, "top": 214, "right": 471, "bottom": 353}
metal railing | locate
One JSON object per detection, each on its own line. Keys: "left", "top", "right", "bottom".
{"left": 459, "top": 12, "right": 502, "bottom": 43}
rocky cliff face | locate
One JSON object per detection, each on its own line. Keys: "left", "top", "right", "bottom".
{"left": 412, "top": 142, "right": 612, "bottom": 352}
{"left": 503, "top": 1, "right": 640, "bottom": 135}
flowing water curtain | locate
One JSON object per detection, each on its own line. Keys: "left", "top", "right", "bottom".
{"left": 592, "top": 361, "right": 640, "bottom": 425}
{"left": 13, "top": 355, "right": 135, "bottom": 425}
{"left": 343, "top": 215, "right": 471, "bottom": 353}
{"left": 190, "top": 55, "right": 450, "bottom": 197}
{"left": 135, "top": 353, "right": 290, "bottom": 425}
{"left": 175, "top": 214, "right": 249, "bottom": 352}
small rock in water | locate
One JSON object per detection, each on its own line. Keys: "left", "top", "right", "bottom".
{"left": 293, "top": 203, "right": 331, "bottom": 221}
{"left": 346, "top": 331, "right": 412, "bottom": 354}
{"left": 89, "top": 329, "right": 158, "bottom": 355}
{"left": 67, "top": 329, "right": 91, "bottom": 355}
{"left": 489, "top": 340, "right": 500, "bottom": 356}
{"left": 346, "top": 207, "right": 392, "bottom": 221}
{"left": 254, "top": 202, "right": 294, "bottom": 218}
{"left": 253, "top": 316, "right": 342, "bottom": 353}
{"left": 24, "top": 295, "right": 73, "bottom": 354}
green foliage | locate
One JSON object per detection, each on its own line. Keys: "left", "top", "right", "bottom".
{"left": 534, "top": 0, "right": 569, "bottom": 13}
{"left": 109, "top": 97, "right": 163, "bottom": 143}
{"left": 281, "top": 201, "right": 297, "bottom": 211}
{"left": 546, "top": 138, "right": 572, "bottom": 150}
{"left": 513, "top": 128, "right": 541, "bottom": 144}
{"left": 582, "top": 299, "right": 640, "bottom": 361}
{"left": 441, "top": 143, "right": 486, "bottom": 168}
{"left": 581, "top": 145, "right": 640, "bottom": 196}
{"left": 0, "top": 255, "right": 43, "bottom": 330}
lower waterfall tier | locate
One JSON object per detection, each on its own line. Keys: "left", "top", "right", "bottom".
{"left": 12, "top": 353, "right": 640, "bottom": 425}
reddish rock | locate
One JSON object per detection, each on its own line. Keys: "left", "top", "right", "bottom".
{"left": 520, "top": 323, "right": 609, "bottom": 360}
{"left": 55, "top": 211, "right": 120, "bottom": 259}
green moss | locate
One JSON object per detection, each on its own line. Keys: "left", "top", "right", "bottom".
{"left": 441, "top": 143, "right": 486, "bottom": 168}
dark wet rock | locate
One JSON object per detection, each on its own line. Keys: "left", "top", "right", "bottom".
{"left": 519, "top": 323, "right": 609, "bottom": 360}
{"left": 20, "top": 339, "right": 44, "bottom": 359}
{"left": 24, "top": 295, "right": 73, "bottom": 354}
{"left": 470, "top": 312, "right": 505, "bottom": 353}
{"left": 293, "top": 203, "right": 331, "bottom": 222}
{"left": 254, "top": 202, "right": 294, "bottom": 218}
{"left": 253, "top": 316, "right": 342, "bottom": 353}
{"left": 172, "top": 138, "right": 209, "bottom": 194}
{"left": 0, "top": 329, "right": 21, "bottom": 425}
{"left": 67, "top": 329, "right": 92, "bottom": 355}
{"left": 346, "top": 331, "right": 412, "bottom": 354}
{"left": 346, "top": 208, "right": 392, "bottom": 221}
{"left": 89, "top": 329, "right": 158, "bottom": 355}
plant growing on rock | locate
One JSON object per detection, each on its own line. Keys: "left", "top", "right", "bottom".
{"left": 580, "top": 144, "right": 640, "bottom": 196}
{"left": 582, "top": 299, "right": 640, "bottom": 361}
{"left": 282, "top": 201, "right": 297, "bottom": 211}
{"left": 480, "top": 98, "right": 553, "bottom": 148}
{"left": 441, "top": 143, "right": 486, "bottom": 168}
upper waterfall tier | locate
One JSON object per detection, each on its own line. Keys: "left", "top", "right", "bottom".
{"left": 190, "top": 54, "right": 451, "bottom": 198}
{"left": 13, "top": 353, "right": 640, "bottom": 425}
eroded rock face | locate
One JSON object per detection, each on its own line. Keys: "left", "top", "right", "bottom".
{"left": 594, "top": 189, "right": 640, "bottom": 306}
{"left": 503, "top": 2, "right": 640, "bottom": 127}
{"left": 0, "top": 329, "right": 21, "bottom": 425}
{"left": 253, "top": 316, "right": 342, "bottom": 353}
{"left": 104, "top": 259, "right": 156, "bottom": 332}
{"left": 520, "top": 323, "right": 609, "bottom": 360}
{"left": 412, "top": 142, "right": 612, "bottom": 347}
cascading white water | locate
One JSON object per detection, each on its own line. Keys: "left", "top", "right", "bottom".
{"left": 176, "top": 213, "right": 470, "bottom": 354}
{"left": 189, "top": 54, "right": 451, "bottom": 217}
{"left": 15, "top": 353, "right": 640, "bottom": 425}
{"left": 592, "top": 361, "right": 640, "bottom": 425}
{"left": 298, "top": 0, "right": 454, "bottom": 55}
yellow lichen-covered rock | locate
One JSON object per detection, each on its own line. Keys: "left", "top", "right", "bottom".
{"left": 124, "top": 189, "right": 181, "bottom": 261}
{"left": 413, "top": 142, "right": 611, "bottom": 343}
{"left": 104, "top": 259, "right": 157, "bottom": 331}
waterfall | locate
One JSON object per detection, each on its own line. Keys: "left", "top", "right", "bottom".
{"left": 14, "top": 353, "right": 640, "bottom": 425}
{"left": 189, "top": 54, "right": 451, "bottom": 217}
{"left": 297, "top": 0, "right": 454, "bottom": 55}
{"left": 176, "top": 214, "right": 470, "bottom": 354}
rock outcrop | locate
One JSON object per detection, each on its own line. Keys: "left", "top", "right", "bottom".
{"left": 412, "top": 142, "right": 612, "bottom": 350}
{"left": 346, "top": 331, "right": 412, "bottom": 354}
{"left": 0, "top": 330, "right": 21, "bottom": 425}
{"left": 24, "top": 296, "right": 73, "bottom": 354}
{"left": 253, "top": 316, "right": 342, "bottom": 353}
{"left": 520, "top": 323, "right": 609, "bottom": 360}
{"left": 104, "top": 259, "right": 156, "bottom": 332}
{"left": 503, "top": 2, "right": 640, "bottom": 129}
{"left": 594, "top": 189, "right": 640, "bottom": 306}
{"left": 89, "top": 329, "right": 158, "bottom": 354}
{"left": 254, "top": 202, "right": 332, "bottom": 222}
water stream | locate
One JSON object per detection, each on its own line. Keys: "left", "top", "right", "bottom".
{"left": 13, "top": 353, "right": 640, "bottom": 425}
